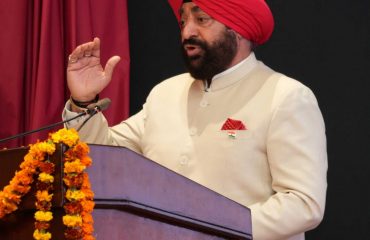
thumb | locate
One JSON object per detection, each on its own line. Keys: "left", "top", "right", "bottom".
{"left": 104, "top": 56, "right": 121, "bottom": 80}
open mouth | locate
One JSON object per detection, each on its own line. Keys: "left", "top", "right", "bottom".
{"left": 184, "top": 44, "right": 203, "bottom": 57}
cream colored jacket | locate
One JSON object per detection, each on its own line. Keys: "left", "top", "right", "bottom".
{"left": 64, "top": 53, "right": 328, "bottom": 240}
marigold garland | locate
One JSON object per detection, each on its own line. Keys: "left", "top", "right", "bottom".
{"left": 0, "top": 128, "right": 95, "bottom": 240}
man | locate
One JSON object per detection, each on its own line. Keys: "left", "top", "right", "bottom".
{"left": 64, "top": 1, "right": 328, "bottom": 239}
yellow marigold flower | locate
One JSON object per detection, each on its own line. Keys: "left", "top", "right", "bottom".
{"left": 36, "top": 191, "right": 53, "bottom": 202}
{"left": 33, "top": 229, "right": 52, "bottom": 240}
{"left": 51, "top": 128, "right": 79, "bottom": 147}
{"left": 63, "top": 214, "right": 83, "bottom": 227}
{"left": 36, "top": 142, "right": 56, "bottom": 155}
{"left": 64, "top": 159, "right": 86, "bottom": 174}
{"left": 34, "top": 211, "right": 53, "bottom": 222}
{"left": 29, "top": 143, "right": 46, "bottom": 160}
{"left": 38, "top": 173, "right": 54, "bottom": 183}
{"left": 66, "top": 189, "right": 85, "bottom": 201}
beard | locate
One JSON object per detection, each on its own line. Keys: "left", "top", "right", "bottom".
{"left": 181, "top": 29, "right": 238, "bottom": 81}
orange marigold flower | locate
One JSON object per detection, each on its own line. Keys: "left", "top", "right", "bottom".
{"left": 20, "top": 155, "right": 39, "bottom": 170}
{"left": 12, "top": 184, "right": 31, "bottom": 194}
{"left": 15, "top": 171, "right": 34, "bottom": 185}
{"left": 4, "top": 200, "right": 18, "bottom": 212}
{"left": 64, "top": 227, "right": 83, "bottom": 240}
{"left": 36, "top": 181, "right": 53, "bottom": 191}
{"left": 82, "top": 235, "right": 95, "bottom": 240}
{"left": 64, "top": 174, "right": 84, "bottom": 188}
{"left": 0, "top": 208, "right": 6, "bottom": 218}
{"left": 64, "top": 202, "right": 83, "bottom": 215}
{"left": 2, "top": 189, "right": 22, "bottom": 204}
{"left": 80, "top": 156, "right": 92, "bottom": 167}
{"left": 39, "top": 162, "right": 55, "bottom": 174}
{"left": 64, "top": 160, "right": 86, "bottom": 174}
{"left": 35, "top": 221, "right": 50, "bottom": 230}
{"left": 82, "top": 212, "right": 94, "bottom": 223}
{"left": 82, "top": 222, "right": 94, "bottom": 234}
{"left": 35, "top": 200, "right": 52, "bottom": 211}
{"left": 74, "top": 142, "right": 89, "bottom": 156}
{"left": 81, "top": 200, "right": 95, "bottom": 213}
{"left": 81, "top": 189, "right": 94, "bottom": 200}
{"left": 81, "top": 173, "right": 92, "bottom": 188}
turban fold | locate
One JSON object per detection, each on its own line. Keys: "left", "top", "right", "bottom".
{"left": 168, "top": 0, "right": 274, "bottom": 45}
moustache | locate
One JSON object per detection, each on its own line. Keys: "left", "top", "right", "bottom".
{"left": 182, "top": 38, "right": 207, "bottom": 49}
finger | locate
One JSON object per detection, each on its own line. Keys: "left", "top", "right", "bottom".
{"left": 83, "top": 42, "right": 94, "bottom": 57}
{"left": 70, "top": 39, "right": 95, "bottom": 61}
{"left": 104, "top": 56, "right": 121, "bottom": 80}
{"left": 68, "top": 38, "right": 99, "bottom": 64}
{"left": 91, "top": 37, "right": 101, "bottom": 58}
{"left": 68, "top": 54, "right": 78, "bottom": 64}
{"left": 68, "top": 46, "right": 83, "bottom": 64}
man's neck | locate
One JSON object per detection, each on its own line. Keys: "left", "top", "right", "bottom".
{"left": 203, "top": 50, "right": 252, "bottom": 87}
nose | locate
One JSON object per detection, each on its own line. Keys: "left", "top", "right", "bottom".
{"left": 181, "top": 21, "right": 198, "bottom": 42}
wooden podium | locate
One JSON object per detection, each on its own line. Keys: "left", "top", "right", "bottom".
{"left": 0, "top": 144, "right": 252, "bottom": 239}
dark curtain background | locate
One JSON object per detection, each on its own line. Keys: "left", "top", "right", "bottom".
{"left": 128, "top": 0, "right": 370, "bottom": 239}
{"left": 0, "top": 0, "right": 130, "bottom": 148}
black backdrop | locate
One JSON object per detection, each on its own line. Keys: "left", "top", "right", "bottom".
{"left": 127, "top": 1, "right": 370, "bottom": 239}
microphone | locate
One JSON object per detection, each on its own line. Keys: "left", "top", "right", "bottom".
{"left": 76, "top": 98, "right": 111, "bottom": 131}
{"left": 0, "top": 98, "right": 111, "bottom": 144}
{"left": 86, "top": 98, "right": 111, "bottom": 114}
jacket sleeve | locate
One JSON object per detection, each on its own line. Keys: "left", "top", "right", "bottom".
{"left": 63, "top": 100, "right": 146, "bottom": 154}
{"left": 248, "top": 80, "right": 328, "bottom": 240}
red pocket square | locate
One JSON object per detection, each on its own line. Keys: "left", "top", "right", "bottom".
{"left": 221, "top": 118, "right": 247, "bottom": 130}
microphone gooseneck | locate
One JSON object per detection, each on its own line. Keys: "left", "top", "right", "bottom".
{"left": 0, "top": 98, "right": 111, "bottom": 144}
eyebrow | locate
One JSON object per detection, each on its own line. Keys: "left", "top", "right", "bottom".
{"left": 179, "top": 6, "right": 202, "bottom": 16}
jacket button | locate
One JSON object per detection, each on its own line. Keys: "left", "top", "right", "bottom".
{"left": 180, "top": 155, "right": 189, "bottom": 165}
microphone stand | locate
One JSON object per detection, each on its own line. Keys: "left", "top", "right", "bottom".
{"left": 0, "top": 109, "right": 95, "bottom": 144}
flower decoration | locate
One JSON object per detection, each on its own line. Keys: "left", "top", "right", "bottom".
{"left": 0, "top": 128, "right": 95, "bottom": 240}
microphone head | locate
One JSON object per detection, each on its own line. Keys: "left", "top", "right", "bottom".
{"left": 97, "top": 98, "right": 111, "bottom": 111}
{"left": 87, "top": 98, "right": 111, "bottom": 112}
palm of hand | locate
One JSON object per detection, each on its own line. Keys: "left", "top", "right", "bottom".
{"left": 67, "top": 56, "right": 109, "bottom": 101}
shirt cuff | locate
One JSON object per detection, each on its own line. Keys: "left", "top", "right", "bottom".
{"left": 62, "top": 100, "right": 89, "bottom": 129}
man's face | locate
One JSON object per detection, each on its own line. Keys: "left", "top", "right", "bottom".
{"left": 180, "top": 2, "right": 238, "bottom": 80}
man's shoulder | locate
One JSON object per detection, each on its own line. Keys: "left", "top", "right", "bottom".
{"left": 267, "top": 72, "right": 319, "bottom": 107}
{"left": 274, "top": 73, "right": 308, "bottom": 90}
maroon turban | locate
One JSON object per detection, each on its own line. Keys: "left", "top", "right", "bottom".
{"left": 168, "top": 0, "right": 274, "bottom": 45}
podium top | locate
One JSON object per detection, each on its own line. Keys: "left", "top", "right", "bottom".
{"left": 87, "top": 144, "right": 252, "bottom": 238}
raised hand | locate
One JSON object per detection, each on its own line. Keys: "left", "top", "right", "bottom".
{"left": 67, "top": 37, "right": 121, "bottom": 102}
